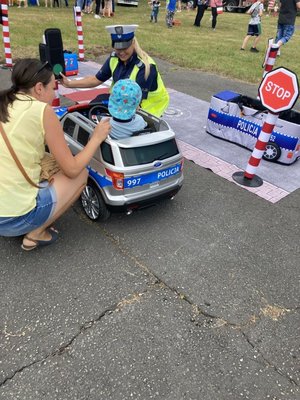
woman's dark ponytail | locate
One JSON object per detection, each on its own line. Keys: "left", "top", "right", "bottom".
{"left": 0, "top": 86, "right": 17, "bottom": 123}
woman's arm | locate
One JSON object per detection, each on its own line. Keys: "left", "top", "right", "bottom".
{"left": 43, "top": 105, "right": 111, "bottom": 178}
{"left": 60, "top": 56, "right": 113, "bottom": 88}
{"left": 60, "top": 74, "right": 102, "bottom": 89}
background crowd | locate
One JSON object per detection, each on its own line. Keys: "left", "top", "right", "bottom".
{"left": 6, "top": 0, "right": 294, "bottom": 47}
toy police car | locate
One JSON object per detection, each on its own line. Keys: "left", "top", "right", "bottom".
{"left": 207, "top": 91, "right": 300, "bottom": 164}
{"left": 57, "top": 104, "right": 184, "bottom": 221}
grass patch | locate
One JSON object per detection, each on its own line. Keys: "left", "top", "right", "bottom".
{"left": 2, "top": 2, "right": 300, "bottom": 84}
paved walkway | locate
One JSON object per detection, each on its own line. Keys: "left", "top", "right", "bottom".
{"left": 177, "top": 140, "right": 290, "bottom": 203}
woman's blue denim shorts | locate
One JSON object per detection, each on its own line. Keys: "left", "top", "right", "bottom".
{"left": 0, "top": 182, "right": 57, "bottom": 237}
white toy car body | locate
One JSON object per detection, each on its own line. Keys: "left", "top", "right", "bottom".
{"left": 58, "top": 105, "right": 184, "bottom": 220}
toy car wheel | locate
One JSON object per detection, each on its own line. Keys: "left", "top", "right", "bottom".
{"left": 81, "top": 182, "right": 110, "bottom": 221}
{"left": 262, "top": 142, "right": 281, "bottom": 162}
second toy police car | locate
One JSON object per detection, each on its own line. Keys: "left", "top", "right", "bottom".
{"left": 207, "top": 91, "right": 300, "bottom": 164}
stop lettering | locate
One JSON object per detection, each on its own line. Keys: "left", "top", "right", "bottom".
{"left": 259, "top": 67, "right": 299, "bottom": 113}
{"left": 265, "top": 82, "right": 291, "bottom": 100}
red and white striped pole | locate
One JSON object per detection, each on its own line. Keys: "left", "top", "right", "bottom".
{"left": 75, "top": 6, "right": 84, "bottom": 61}
{"left": 244, "top": 112, "right": 278, "bottom": 180}
{"left": 257, "top": 39, "right": 279, "bottom": 100}
{"left": 1, "top": 0, "right": 13, "bottom": 68}
{"left": 51, "top": 79, "right": 60, "bottom": 107}
{"left": 262, "top": 40, "right": 279, "bottom": 77}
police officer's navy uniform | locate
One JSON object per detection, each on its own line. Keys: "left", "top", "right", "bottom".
{"left": 94, "top": 25, "right": 169, "bottom": 117}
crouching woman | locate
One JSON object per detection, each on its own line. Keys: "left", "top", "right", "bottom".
{"left": 0, "top": 58, "right": 111, "bottom": 251}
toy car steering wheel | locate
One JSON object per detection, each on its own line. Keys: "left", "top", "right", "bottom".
{"left": 88, "top": 104, "right": 110, "bottom": 123}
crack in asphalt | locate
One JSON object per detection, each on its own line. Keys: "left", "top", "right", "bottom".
{"left": 73, "top": 209, "right": 300, "bottom": 390}
{"left": 1, "top": 278, "right": 298, "bottom": 390}
{"left": 0, "top": 307, "right": 111, "bottom": 388}
{"left": 2, "top": 211, "right": 297, "bottom": 391}
{"left": 99, "top": 224, "right": 300, "bottom": 390}
{"left": 0, "top": 284, "right": 159, "bottom": 388}
{"left": 240, "top": 330, "right": 299, "bottom": 387}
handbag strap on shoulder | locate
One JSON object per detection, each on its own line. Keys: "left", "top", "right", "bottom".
{"left": 0, "top": 122, "right": 41, "bottom": 189}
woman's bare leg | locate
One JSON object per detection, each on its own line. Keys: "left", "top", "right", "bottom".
{"left": 22, "top": 169, "right": 88, "bottom": 245}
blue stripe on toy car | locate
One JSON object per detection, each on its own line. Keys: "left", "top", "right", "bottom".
{"left": 124, "top": 163, "right": 181, "bottom": 189}
{"left": 88, "top": 167, "right": 112, "bottom": 187}
{"left": 208, "top": 108, "right": 298, "bottom": 151}
{"left": 54, "top": 107, "right": 68, "bottom": 119}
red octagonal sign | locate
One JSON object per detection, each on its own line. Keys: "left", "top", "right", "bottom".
{"left": 259, "top": 67, "right": 299, "bottom": 113}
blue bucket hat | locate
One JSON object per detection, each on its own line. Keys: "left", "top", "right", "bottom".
{"left": 108, "top": 79, "right": 142, "bottom": 120}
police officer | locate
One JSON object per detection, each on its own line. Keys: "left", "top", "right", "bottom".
{"left": 60, "top": 25, "right": 169, "bottom": 117}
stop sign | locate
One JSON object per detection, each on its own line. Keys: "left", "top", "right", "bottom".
{"left": 259, "top": 67, "right": 299, "bottom": 113}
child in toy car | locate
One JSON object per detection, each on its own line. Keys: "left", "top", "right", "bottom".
{"left": 108, "top": 79, "right": 147, "bottom": 140}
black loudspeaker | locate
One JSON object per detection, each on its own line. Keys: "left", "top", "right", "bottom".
{"left": 39, "top": 28, "right": 65, "bottom": 78}
{"left": 44, "top": 28, "right": 64, "bottom": 49}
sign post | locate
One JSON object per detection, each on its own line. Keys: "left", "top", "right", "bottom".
{"left": 233, "top": 67, "right": 299, "bottom": 187}
{"left": 75, "top": 6, "right": 84, "bottom": 61}
{"left": 262, "top": 38, "right": 280, "bottom": 78}
{"left": 0, "top": 0, "right": 12, "bottom": 68}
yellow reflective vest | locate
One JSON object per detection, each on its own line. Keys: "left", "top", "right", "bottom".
{"left": 109, "top": 55, "right": 169, "bottom": 117}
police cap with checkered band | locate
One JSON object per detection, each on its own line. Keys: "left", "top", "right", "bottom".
{"left": 106, "top": 25, "right": 139, "bottom": 50}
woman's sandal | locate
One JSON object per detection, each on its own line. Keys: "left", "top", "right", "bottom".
{"left": 21, "top": 229, "right": 59, "bottom": 251}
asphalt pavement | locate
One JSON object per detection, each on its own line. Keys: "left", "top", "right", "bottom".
{"left": 0, "top": 61, "right": 299, "bottom": 400}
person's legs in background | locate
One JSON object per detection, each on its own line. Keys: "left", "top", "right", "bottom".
{"left": 251, "top": 33, "right": 261, "bottom": 51}
{"left": 241, "top": 24, "right": 258, "bottom": 50}
{"left": 251, "top": 23, "right": 262, "bottom": 51}
{"left": 194, "top": 4, "right": 205, "bottom": 26}
{"left": 166, "top": 10, "right": 175, "bottom": 27}
{"left": 102, "top": 0, "right": 109, "bottom": 16}
{"left": 275, "top": 23, "right": 283, "bottom": 45}
{"left": 94, "top": 0, "right": 101, "bottom": 18}
{"left": 211, "top": 6, "right": 217, "bottom": 29}
{"left": 150, "top": 9, "right": 154, "bottom": 21}
{"left": 276, "top": 24, "right": 295, "bottom": 47}
{"left": 241, "top": 34, "right": 251, "bottom": 50}
{"left": 17, "top": 0, "right": 28, "bottom": 7}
